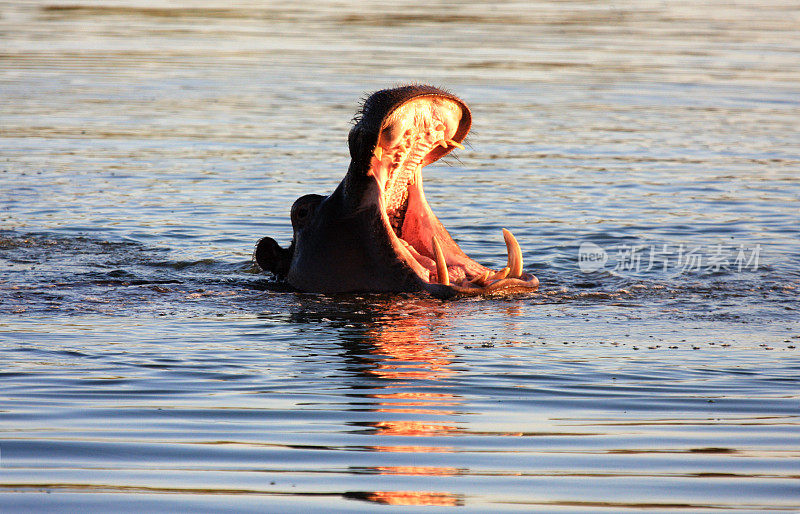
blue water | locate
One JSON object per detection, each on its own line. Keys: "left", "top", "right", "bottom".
{"left": 1, "top": 1, "right": 799, "bottom": 511}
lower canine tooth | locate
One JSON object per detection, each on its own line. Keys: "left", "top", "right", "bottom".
{"left": 502, "top": 228, "right": 523, "bottom": 278}
{"left": 431, "top": 235, "right": 450, "bottom": 286}
{"left": 447, "top": 139, "right": 465, "bottom": 150}
{"left": 373, "top": 146, "right": 383, "bottom": 160}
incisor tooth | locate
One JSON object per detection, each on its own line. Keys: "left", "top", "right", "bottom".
{"left": 447, "top": 139, "right": 465, "bottom": 150}
{"left": 491, "top": 267, "right": 510, "bottom": 281}
{"left": 432, "top": 235, "right": 450, "bottom": 286}
{"left": 502, "top": 228, "right": 523, "bottom": 278}
{"left": 471, "top": 270, "right": 490, "bottom": 287}
{"left": 373, "top": 146, "right": 383, "bottom": 160}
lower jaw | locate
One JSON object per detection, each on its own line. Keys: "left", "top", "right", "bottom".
{"left": 382, "top": 177, "right": 536, "bottom": 296}
{"left": 392, "top": 228, "right": 539, "bottom": 296}
{"left": 421, "top": 275, "right": 540, "bottom": 299}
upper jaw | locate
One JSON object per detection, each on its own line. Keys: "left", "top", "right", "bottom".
{"left": 347, "top": 86, "right": 472, "bottom": 177}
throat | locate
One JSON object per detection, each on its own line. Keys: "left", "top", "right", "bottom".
{"left": 384, "top": 160, "right": 420, "bottom": 239}
{"left": 384, "top": 157, "right": 421, "bottom": 238}
{"left": 388, "top": 194, "right": 409, "bottom": 237}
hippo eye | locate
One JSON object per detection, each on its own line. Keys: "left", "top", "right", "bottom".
{"left": 291, "top": 194, "right": 324, "bottom": 229}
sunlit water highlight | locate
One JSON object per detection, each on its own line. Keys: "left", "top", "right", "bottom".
{"left": 1, "top": 1, "right": 799, "bottom": 511}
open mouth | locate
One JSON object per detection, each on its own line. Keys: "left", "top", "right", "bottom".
{"left": 367, "top": 94, "right": 538, "bottom": 295}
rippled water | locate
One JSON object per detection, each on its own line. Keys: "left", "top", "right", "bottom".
{"left": 2, "top": 1, "right": 799, "bottom": 511}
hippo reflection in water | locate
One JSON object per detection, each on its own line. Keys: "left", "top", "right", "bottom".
{"left": 254, "top": 85, "right": 539, "bottom": 298}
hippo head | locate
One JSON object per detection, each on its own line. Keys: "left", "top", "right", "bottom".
{"left": 254, "top": 85, "right": 539, "bottom": 298}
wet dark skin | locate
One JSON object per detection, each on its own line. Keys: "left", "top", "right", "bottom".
{"left": 254, "top": 85, "right": 539, "bottom": 298}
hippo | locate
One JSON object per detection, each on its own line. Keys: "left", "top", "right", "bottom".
{"left": 254, "top": 85, "right": 539, "bottom": 298}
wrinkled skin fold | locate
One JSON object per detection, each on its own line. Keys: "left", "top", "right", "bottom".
{"left": 254, "top": 85, "right": 539, "bottom": 298}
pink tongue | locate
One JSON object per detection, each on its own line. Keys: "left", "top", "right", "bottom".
{"left": 446, "top": 266, "right": 466, "bottom": 284}
{"left": 399, "top": 237, "right": 467, "bottom": 284}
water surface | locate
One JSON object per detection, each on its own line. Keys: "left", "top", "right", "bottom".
{"left": 1, "top": 1, "right": 799, "bottom": 511}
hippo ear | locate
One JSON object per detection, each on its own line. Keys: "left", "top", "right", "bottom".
{"left": 347, "top": 126, "right": 364, "bottom": 160}
{"left": 253, "top": 237, "right": 293, "bottom": 279}
{"left": 347, "top": 125, "right": 377, "bottom": 163}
